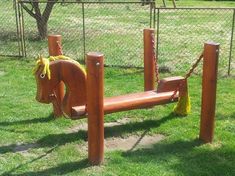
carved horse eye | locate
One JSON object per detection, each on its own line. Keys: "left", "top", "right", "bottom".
{"left": 40, "top": 73, "right": 46, "bottom": 79}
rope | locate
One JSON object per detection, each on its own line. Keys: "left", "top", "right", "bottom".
{"left": 184, "top": 53, "right": 204, "bottom": 80}
{"left": 170, "top": 52, "right": 204, "bottom": 100}
{"left": 151, "top": 32, "right": 160, "bottom": 83}
{"left": 57, "top": 41, "right": 63, "bottom": 55}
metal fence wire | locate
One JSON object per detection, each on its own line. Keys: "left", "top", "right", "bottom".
{"left": 156, "top": 8, "right": 235, "bottom": 76}
{"left": 0, "top": 1, "right": 234, "bottom": 76}
{"left": 0, "top": 0, "right": 23, "bottom": 57}
{"left": 19, "top": 1, "right": 152, "bottom": 67}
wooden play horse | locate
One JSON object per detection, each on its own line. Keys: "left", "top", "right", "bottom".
{"left": 34, "top": 28, "right": 219, "bottom": 165}
{"left": 34, "top": 55, "right": 87, "bottom": 117}
{"left": 34, "top": 29, "right": 189, "bottom": 119}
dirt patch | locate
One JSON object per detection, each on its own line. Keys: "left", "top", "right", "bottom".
{"left": 78, "top": 134, "right": 164, "bottom": 152}
{"left": 69, "top": 118, "right": 164, "bottom": 151}
{"left": 105, "top": 134, "right": 164, "bottom": 151}
{"left": 68, "top": 122, "right": 87, "bottom": 133}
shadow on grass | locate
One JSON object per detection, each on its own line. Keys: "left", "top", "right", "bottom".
{"left": 122, "top": 139, "right": 235, "bottom": 175}
{"left": 217, "top": 112, "right": 235, "bottom": 120}
{"left": 0, "top": 113, "right": 176, "bottom": 154}
{"left": 0, "top": 113, "right": 177, "bottom": 175}
{"left": 104, "top": 112, "right": 175, "bottom": 138}
{"left": 0, "top": 127, "right": 30, "bottom": 134}
{"left": 1, "top": 146, "right": 58, "bottom": 176}
{"left": 0, "top": 114, "right": 54, "bottom": 126}
{"left": 3, "top": 159, "right": 89, "bottom": 176}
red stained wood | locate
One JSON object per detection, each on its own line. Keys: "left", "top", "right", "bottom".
{"left": 48, "top": 35, "right": 62, "bottom": 56}
{"left": 144, "top": 29, "right": 156, "bottom": 91}
{"left": 199, "top": 42, "right": 219, "bottom": 143}
{"left": 86, "top": 52, "right": 104, "bottom": 165}
{"left": 71, "top": 91, "right": 178, "bottom": 119}
{"left": 157, "top": 76, "right": 185, "bottom": 93}
{"left": 48, "top": 35, "right": 65, "bottom": 117}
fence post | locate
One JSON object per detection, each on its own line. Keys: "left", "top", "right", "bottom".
{"left": 228, "top": 9, "right": 235, "bottom": 76}
{"left": 200, "top": 42, "right": 219, "bottom": 143}
{"left": 82, "top": 3, "right": 86, "bottom": 62}
{"left": 86, "top": 52, "right": 104, "bottom": 165}
{"left": 15, "top": 0, "right": 21, "bottom": 57}
{"left": 48, "top": 35, "right": 65, "bottom": 117}
{"left": 144, "top": 28, "right": 156, "bottom": 91}
{"left": 156, "top": 8, "right": 160, "bottom": 69}
{"left": 172, "top": 0, "right": 176, "bottom": 8}
{"left": 17, "top": 2, "right": 24, "bottom": 57}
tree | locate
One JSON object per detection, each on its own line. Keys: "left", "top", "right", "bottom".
{"left": 21, "top": 0, "right": 58, "bottom": 40}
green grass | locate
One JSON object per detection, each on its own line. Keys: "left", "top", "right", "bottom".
{"left": 0, "top": 57, "right": 235, "bottom": 175}
{"left": 176, "top": 0, "right": 235, "bottom": 8}
{"left": 1, "top": 1, "right": 235, "bottom": 174}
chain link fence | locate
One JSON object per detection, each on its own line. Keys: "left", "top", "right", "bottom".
{"left": 0, "top": 0, "right": 23, "bottom": 57}
{"left": 1, "top": 1, "right": 235, "bottom": 76}
{"left": 231, "top": 18, "right": 235, "bottom": 76}
{"left": 19, "top": 1, "right": 152, "bottom": 67}
{"left": 156, "top": 8, "right": 235, "bottom": 76}
{"left": 84, "top": 3, "right": 152, "bottom": 67}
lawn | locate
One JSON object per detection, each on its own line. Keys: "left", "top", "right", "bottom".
{"left": 0, "top": 56, "right": 235, "bottom": 175}
{"left": 1, "top": 0, "right": 235, "bottom": 175}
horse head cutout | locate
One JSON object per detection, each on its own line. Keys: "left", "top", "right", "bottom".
{"left": 34, "top": 55, "right": 87, "bottom": 118}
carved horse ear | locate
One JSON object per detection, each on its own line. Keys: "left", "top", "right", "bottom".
{"left": 38, "top": 54, "right": 44, "bottom": 64}
{"left": 36, "top": 54, "right": 42, "bottom": 61}
{"left": 37, "top": 54, "right": 40, "bottom": 60}
{"left": 33, "top": 54, "right": 43, "bottom": 74}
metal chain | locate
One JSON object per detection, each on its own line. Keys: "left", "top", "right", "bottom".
{"left": 151, "top": 32, "right": 159, "bottom": 83}
{"left": 170, "top": 52, "right": 204, "bottom": 100}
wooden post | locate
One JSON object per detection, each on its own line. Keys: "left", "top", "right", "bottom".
{"left": 86, "top": 52, "right": 104, "bottom": 165}
{"left": 199, "top": 42, "right": 219, "bottom": 143}
{"left": 48, "top": 35, "right": 65, "bottom": 117}
{"left": 144, "top": 28, "right": 156, "bottom": 91}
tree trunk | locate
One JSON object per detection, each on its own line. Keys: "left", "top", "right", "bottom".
{"left": 36, "top": 17, "right": 47, "bottom": 40}
{"left": 21, "top": 1, "right": 56, "bottom": 40}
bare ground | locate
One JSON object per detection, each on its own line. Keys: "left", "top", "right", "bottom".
{"left": 68, "top": 118, "right": 165, "bottom": 151}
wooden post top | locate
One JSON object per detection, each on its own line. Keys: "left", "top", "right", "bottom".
{"left": 48, "top": 35, "right": 62, "bottom": 56}
{"left": 48, "top": 34, "right": 62, "bottom": 37}
{"left": 86, "top": 52, "right": 104, "bottom": 58}
{"left": 144, "top": 28, "right": 155, "bottom": 32}
{"left": 204, "top": 41, "right": 220, "bottom": 46}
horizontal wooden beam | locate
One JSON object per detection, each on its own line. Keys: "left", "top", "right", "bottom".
{"left": 71, "top": 90, "right": 178, "bottom": 119}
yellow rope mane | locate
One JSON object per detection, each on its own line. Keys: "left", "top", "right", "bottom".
{"left": 33, "top": 55, "right": 86, "bottom": 80}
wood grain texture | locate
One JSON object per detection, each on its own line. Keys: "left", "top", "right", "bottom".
{"left": 200, "top": 42, "right": 219, "bottom": 143}
{"left": 86, "top": 52, "right": 104, "bottom": 165}
{"left": 144, "top": 29, "right": 156, "bottom": 91}
{"left": 48, "top": 35, "right": 64, "bottom": 117}
{"left": 35, "top": 59, "right": 87, "bottom": 118}
{"left": 157, "top": 76, "right": 185, "bottom": 93}
{"left": 71, "top": 90, "right": 178, "bottom": 119}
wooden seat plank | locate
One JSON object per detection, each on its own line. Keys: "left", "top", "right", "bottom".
{"left": 71, "top": 90, "right": 178, "bottom": 119}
